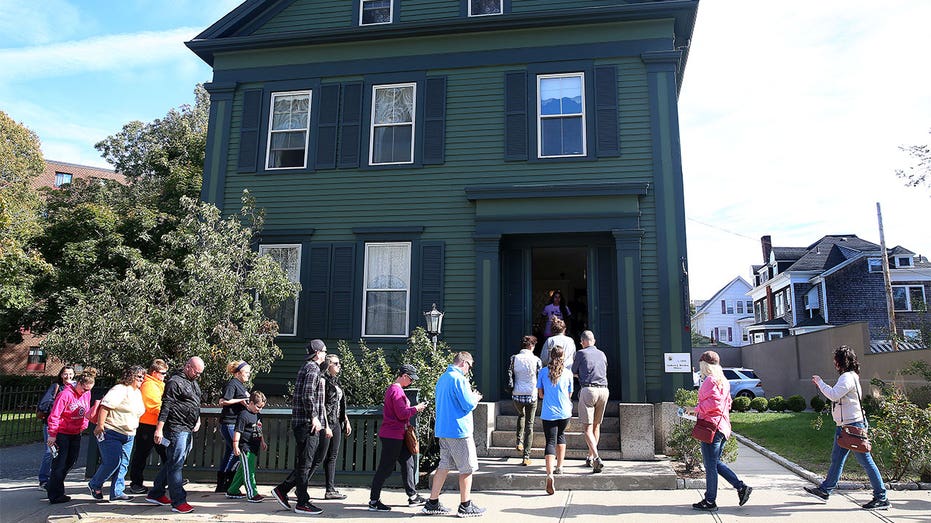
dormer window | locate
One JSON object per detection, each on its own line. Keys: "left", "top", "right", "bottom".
{"left": 867, "top": 257, "right": 883, "bottom": 273}
{"left": 895, "top": 256, "right": 913, "bottom": 268}
{"left": 360, "top": 0, "right": 392, "bottom": 25}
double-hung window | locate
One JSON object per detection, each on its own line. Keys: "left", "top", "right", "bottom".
{"left": 892, "top": 285, "right": 926, "bottom": 312}
{"left": 267, "top": 91, "right": 311, "bottom": 169}
{"left": 370, "top": 83, "right": 416, "bottom": 165}
{"left": 258, "top": 244, "right": 302, "bottom": 336}
{"left": 537, "top": 73, "right": 585, "bottom": 158}
{"left": 54, "top": 172, "right": 73, "bottom": 187}
{"left": 469, "top": 0, "right": 502, "bottom": 16}
{"left": 867, "top": 257, "right": 883, "bottom": 273}
{"left": 362, "top": 242, "right": 411, "bottom": 337}
{"left": 361, "top": 0, "right": 392, "bottom": 25}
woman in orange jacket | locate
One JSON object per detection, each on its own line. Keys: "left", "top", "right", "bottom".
{"left": 126, "top": 359, "right": 169, "bottom": 494}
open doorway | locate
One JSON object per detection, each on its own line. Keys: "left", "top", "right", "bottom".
{"left": 531, "top": 247, "right": 588, "bottom": 349}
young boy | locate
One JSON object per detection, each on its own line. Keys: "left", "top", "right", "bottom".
{"left": 226, "top": 391, "right": 268, "bottom": 503}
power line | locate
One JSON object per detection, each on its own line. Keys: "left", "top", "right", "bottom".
{"left": 686, "top": 217, "right": 757, "bottom": 241}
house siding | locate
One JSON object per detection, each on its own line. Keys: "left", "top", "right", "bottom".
{"left": 826, "top": 259, "right": 888, "bottom": 338}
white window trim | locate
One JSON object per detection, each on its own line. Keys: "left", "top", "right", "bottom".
{"left": 468, "top": 0, "right": 503, "bottom": 17}
{"left": 265, "top": 90, "right": 312, "bottom": 171}
{"left": 895, "top": 256, "right": 913, "bottom": 268}
{"left": 536, "top": 72, "right": 586, "bottom": 159}
{"left": 369, "top": 82, "right": 416, "bottom": 166}
{"left": 867, "top": 257, "right": 883, "bottom": 273}
{"left": 258, "top": 243, "right": 302, "bottom": 337}
{"left": 362, "top": 242, "right": 411, "bottom": 338}
{"left": 360, "top": 0, "right": 393, "bottom": 26}
{"left": 54, "top": 172, "right": 73, "bottom": 187}
{"left": 903, "top": 329, "right": 921, "bottom": 341}
{"left": 893, "top": 284, "right": 926, "bottom": 312}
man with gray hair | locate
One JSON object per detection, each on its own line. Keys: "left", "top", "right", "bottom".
{"left": 572, "top": 331, "right": 608, "bottom": 473}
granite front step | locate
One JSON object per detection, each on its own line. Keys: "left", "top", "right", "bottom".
{"left": 485, "top": 446, "right": 623, "bottom": 460}
{"left": 490, "top": 430, "right": 618, "bottom": 449}
{"left": 495, "top": 415, "right": 620, "bottom": 432}
{"left": 431, "top": 457, "right": 677, "bottom": 491}
{"left": 497, "top": 400, "right": 621, "bottom": 417}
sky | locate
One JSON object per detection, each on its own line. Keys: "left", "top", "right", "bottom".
{"left": 1, "top": 0, "right": 929, "bottom": 301}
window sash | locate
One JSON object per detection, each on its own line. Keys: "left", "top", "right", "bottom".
{"left": 469, "top": 0, "right": 502, "bottom": 16}
{"left": 867, "top": 258, "right": 883, "bottom": 273}
{"left": 266, "top": 91, "right": 311, "bottom": 170}
{"left": 370, "top": 83, "right": 416, "bottom": 165}
{"left": 537, "top": 73, "right": 586, "bottom": 158}
{"left": 258, "top": 244, "right": 302, "bottom": 336}
{"left": 362, "top": 242, "right": 411, "bottom": 337}
{"left": 361, "top": 0, "right": 392, "bottom": 25}
{"left": 892, "top": 285, "right": 925, "bottom": 311}
{"left": 54, "top": 173, "right": 73, "bottom": 186}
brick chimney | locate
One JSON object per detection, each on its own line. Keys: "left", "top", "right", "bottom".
{"left": 761, "top": 235, "right": 772, "bottom": 263}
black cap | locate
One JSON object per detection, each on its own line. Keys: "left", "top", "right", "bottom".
{"left": 397, "top": 363, "right": 419, "bottom": 382}
{"left": 306, "top": 339, "right": 326, "bottom": 355}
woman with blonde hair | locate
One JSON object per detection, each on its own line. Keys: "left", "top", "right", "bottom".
{"left": 692, "top": 351, "right": 751, "bottom": 511}
{"left": 216, "top": 360, "right": 252, "bottom": 492}
{"left": 536, "top": 346, "right": 573, "bottom": 496}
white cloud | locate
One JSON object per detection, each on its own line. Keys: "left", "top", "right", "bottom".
{"left": 0, "top": 0, "right": 84, "bottom": 46}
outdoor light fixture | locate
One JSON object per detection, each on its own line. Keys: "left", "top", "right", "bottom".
{"left": 424, "top": 303, "right": 444, "bottom": 350}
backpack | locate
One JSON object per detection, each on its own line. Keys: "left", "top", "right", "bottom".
{"left": 36, "top": 384, "right": 60, "bottom": 422}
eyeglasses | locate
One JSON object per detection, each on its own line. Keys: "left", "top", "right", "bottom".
{"left": 135, "top": 375, "right": 145, "bottom": 380}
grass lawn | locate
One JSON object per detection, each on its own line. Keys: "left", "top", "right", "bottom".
{"left": 0, "top": 412, "right": 44, "bottom": 447}
{"left": 730, "top": 412, "right": 880, "bottom": 482}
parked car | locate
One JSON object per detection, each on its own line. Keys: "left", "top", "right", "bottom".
{"left": 722, "top": 368, "right": 765, "bottom": 399}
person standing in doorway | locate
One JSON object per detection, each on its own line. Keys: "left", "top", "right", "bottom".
{"left": 146, "top": 357, "right": 204, "bottom": 515}
{"left": 540, "top": 290, "right": 571, "bottom": 339}
{"left": 423, "top": 352, "right": 484, "bottom": 517}
{"left": 508, "top": 335, "right": 542, "bottom": 466}
{"left": 271, "top": 340, "right": 328, "bottom": 516}
{"left": 572, "top": 330, "right": 608, "bottom": 473}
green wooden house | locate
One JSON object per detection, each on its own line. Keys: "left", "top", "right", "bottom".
{"left": 188, "top": 0, "right": 698, "bottom": 403}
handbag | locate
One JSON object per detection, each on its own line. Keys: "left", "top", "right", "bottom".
{"left": 836, "top": 378, "right": 872, "bottom": 453}
{"left": 691, "top": 417, "right": 720, "bottom": 444}
{"left": 404, "top": 424, "right": 420, "bottom": 455}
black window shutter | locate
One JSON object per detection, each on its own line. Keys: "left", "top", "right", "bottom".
{"left": 316, "top": 84, "right": 340, "bottom": 169}
{"left": 307, "top": 244, "right": 332, "bottom": 338}
{"left": 422, "top": 77, "right": 447, "bottom": 165}
{"left": 329, "top": 243, "right": 355, "bottom": 339}
{"left": 338, "top": 82, "right": 363, "bottom": 169}
{"left": 419, "top": 241, "right": 445, "bottom": 320}
{"left": 504, "top": 71, "right": 528, "bottom": 161}
{"left": 238, "top": 89, "right": 263, "bottom": 172}
{"left": 594, "top": 66, "right": 620, "bottom": 157}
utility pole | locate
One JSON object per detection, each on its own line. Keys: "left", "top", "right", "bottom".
{"left": 877, "top": 202, "right": 898, "bottom": 351}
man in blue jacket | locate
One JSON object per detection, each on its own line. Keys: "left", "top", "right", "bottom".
{"left": 422, "top": 352, "right": 485, "bottom": 518}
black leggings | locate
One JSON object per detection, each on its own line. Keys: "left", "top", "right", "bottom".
{"left": 542, "top": 418, "right": 569, "bottom": 456}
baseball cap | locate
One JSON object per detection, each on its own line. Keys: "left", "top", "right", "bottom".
{"left": 306, "top": 339, "right": 327, "bottom": 355}
{"left": 397, "top": 363, "right": 419, "bottom": 382}
{"left": 699, "top": 350, "right": 720, "bottom": 365}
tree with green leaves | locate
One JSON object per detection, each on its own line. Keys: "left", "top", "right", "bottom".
{"left": 0, "top": 111, "right": 51, "bottom": 341}
{"left": 896, "top": 129, "right": 930, "bottom": 192}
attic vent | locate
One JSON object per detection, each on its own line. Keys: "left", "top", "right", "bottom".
{"left": 840, "top": 237, "right": 847, "bottom": 241}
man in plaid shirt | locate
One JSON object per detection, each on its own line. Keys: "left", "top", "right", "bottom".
{"left": 272, "top": 340, "right": 328, "bottom": 515}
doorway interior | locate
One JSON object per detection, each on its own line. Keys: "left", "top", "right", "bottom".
{"left": 531, "top": 246, "right": 588, "bottom": 348}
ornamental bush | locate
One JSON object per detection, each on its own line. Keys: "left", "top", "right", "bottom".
{"left": 668, "top": 388, "right": 737, "bottom": 472}
{"left": 732, "top": 396, "right": 751, "bottom": 412}
{"left": 871, "top": 387, "right": 931, "bottom": 482}
{"left": 768, "top": 395, "right": 786, "bottom": 412}
{"left": 786, "top": 394, "right": 807, "bottom": 412}
{"left": 810, "top": 395, "right": 827, "bottom": 413}
{"left": 750, "top": 397, "right": 768, "bottom": 412}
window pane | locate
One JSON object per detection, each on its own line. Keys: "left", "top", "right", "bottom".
{"left": 374, "top": 86, "right": 414, "bottom": 124}
{"left": 541, "top": 116, "right": 583, "bottom": 156}
{"left": 259, "top": 246, "right": 300, "bottom": 336}
{"left": 909, "top": 287, "right": 925, "bottom": 311}
{"left": 540, "top": 76, "right": 582, "bottom": 116}
{"left": 362, "top": 0, "right": 391, "bottom": 24}
{"left": 372, "top": 125, "right": 413, "bottom": 164}
{"left": 365, "top": 291, "right": 407, "bottom": 335}
{"left": 722, "top": 370, "right": 739, "bottom": 380}
{"left": 366, "top": 244, "right": 410, "bottom": 289}
{"left": 892, "top": 287, "right": 908, "bottom": 310}
{"left": 471, "top": 0, "right": 501, "bottom": 15}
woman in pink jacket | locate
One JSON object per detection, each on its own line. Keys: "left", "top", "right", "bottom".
{"left": 45, "top": 367, "right": 100, "bottom": 504}
{"left": 692, "top": 351, "right": 751, "bottom": 511}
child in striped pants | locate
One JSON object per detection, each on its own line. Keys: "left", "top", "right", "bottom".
{"left": 227, "top": 391, "right": 268, "bottom": 502}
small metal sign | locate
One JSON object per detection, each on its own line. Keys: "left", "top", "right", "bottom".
{"left": 663, "top": 352, "right": 691, "bottom": 373}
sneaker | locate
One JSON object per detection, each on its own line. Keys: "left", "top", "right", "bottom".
{"left": 592, "top": 457, "right": 604, "bottom": 473}
{"left": 226, "top": 491, "right": 246, "bottom": 499}
{"left": 516, "top": 443, "right": 523, "bottom": 452}
{"left": 368, "top": 499, "right": 391, "bottom": 512}
{"left": 553, "top": 466, "right": 562, "bottom": 475}
{"left": 738, "top": 486, "right": 752, "bottom": 506}
{"left": 128, "top": 484, "right": 148, "bottom": 494}
{"left": 422, "top": 498, "right": 452, "bottom": 515}
{"left": 146, "top": 494, "right": 171, "bottom": 506}
{"left": 803, "top": 486, "right": 829, "bottom": 502}
{"left": 325, "top": 490, "right": 347, "bottom": 500}
{"left": 248, "top": 494, "right": 265, "bottom": 503}
{"left": 692, "top": 499, "right": 717, "bottom": 511}
{"left": 585, "top": 456, "right": 593, "bottom": 467}
{"left": 38, "top": 481, "right": 48, "bottom": 490}
{"left": 294, "top": 503, "right": 324, "bottom": 515}
{"left": 545, "top": 475, "right": 555, "bottom": 495}
{"left": 862, "top": 498, "right": 890, "bottom": 511}
{"left": 172, "top": 502, "right": 194, "bottom": 514}
{"left": 49, "top": 495, "right": 72, "bottom": 504}
{"left": 88, "top": 485, "right": 104, "bottom": 501}
{"left": 110, "top": 494, "right": 133, "bottom": 502}
{"left": 408, "top": 494, "right": 428, "bottom": 506}
{"left": 271, "top": 486, "right": 291, "bottom": 510}
{"left": 521, "top": 458, "right": 532, "bottom": 466}
{"left": 457, "top": 500, "right": 486, "bottom": 518}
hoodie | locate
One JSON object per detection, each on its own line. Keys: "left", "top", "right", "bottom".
{"left": 139, "top": 373, "right": 165, "bottom": 426}
{"left": 46, "top": 383, "right": 97, "bottom": 437}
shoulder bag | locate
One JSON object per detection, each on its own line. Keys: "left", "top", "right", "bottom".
{"left": 691, "top": 416, "right": 720, "bottom": 444}
{"left": 836, "top": 377, "right": 871, "bottom": 453}
{"left": 404, "top": 424, "right": 420, "bottom": 455}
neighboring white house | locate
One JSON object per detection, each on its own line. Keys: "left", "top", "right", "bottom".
{"left": 692, "top": 276, "right": 754, "bottom": 346}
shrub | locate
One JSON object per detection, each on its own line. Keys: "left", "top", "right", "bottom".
{"left": 810, "top": 395, "right": 827, "bottom": 413}
{"left": 786, "top": 395, "right": 806, "bottom": 412}
{"left": 732, "top": 396, "right": 751, "bottom": 412}
{"left": 863, "top": 393, "right": 884, "bottom": 416}
{"left": 871, "top": 387, "right": 931, "bottom": 482}
{"left": 674, "top": 387, "right": 698, "bottom": 408}
{"left": 768, "top": 396, "right": 786, "bottom": 412}
{"left": 907, "top": 385, "right": 931, "bottom": 409}
{"left": 750, "top": 397, "right": 768, "bottom": 412}
{"left": 667, "top": 388, "right": 739, "bottom": 472}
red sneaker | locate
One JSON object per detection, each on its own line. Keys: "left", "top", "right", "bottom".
{"left": 171, "top": 502, "right": 194, "bottom": 514}
{"left": 146, "top": 494, "right": 171, "bottom": 506}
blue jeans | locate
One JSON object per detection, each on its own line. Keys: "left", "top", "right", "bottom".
{"left": 149, "top": 429, "right": 192, "bottom": 507}
{"left": 39, "top": 424, "right": 52, "bottom": 484}
{"left": 700, "top": 431, "right": 745, "bottom": 503}
{"left": 219, "top": 423, "right": 238, "bottom": 473}
{"left": 89, "top": 429, "right": 134, "bottom": 499}
{"left": 819, "top": 422, "right": 886, "bottom": 500}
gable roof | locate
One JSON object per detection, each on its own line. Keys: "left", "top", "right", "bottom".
{"left": 780, "top": 235, "right": 881, "bottom": 273}
{"left": 888, "top": 245, "right": 915, "bottom": 255}
{"left": 694, "top": 276, "right": 751, "bottom": 315}
{"left": 33, "top": 160, "right": 125, "bottom": 189}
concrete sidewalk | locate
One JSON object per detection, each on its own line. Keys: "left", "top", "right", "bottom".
{"left": 1, "top": 440, "right": 928, "bottom": 522}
